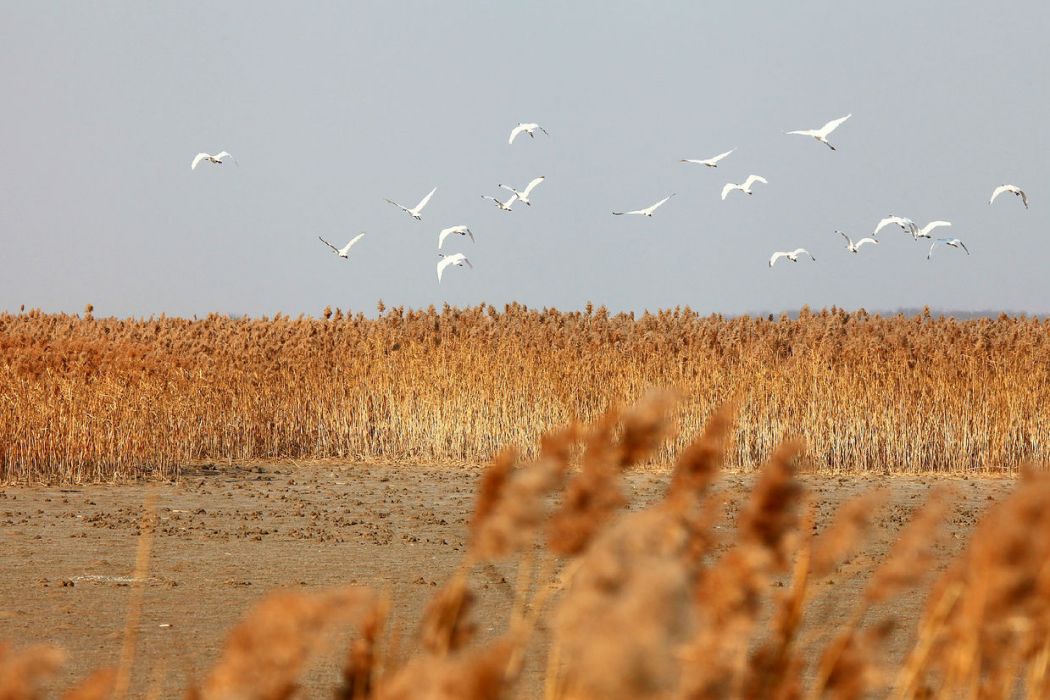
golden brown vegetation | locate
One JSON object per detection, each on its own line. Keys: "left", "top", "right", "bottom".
{"left": 2, "top": 306, "right": 1049, "bottom": 481}
{"left": 4, "top": 393, "right": 1048, "bottom": 698}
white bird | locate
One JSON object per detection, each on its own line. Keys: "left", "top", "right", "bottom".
{"left": 498, "top": 176, "right": 545, "bottom": 206}
{"left": 437, "top": 253, "right": 472, "bottom": 282}
{"left": 769, "top": 248, "right": 816, "bottom": 267}
{"left": 989, "top": 184, "right": 1028, "bottom": 209}
{"left": 318, "top": 233, "right": 365, "bottom": 259}
{"left": 439, "top": 225, "right": 474, "bottom": 249}
{"left": 927, "top": 238, "right": 969, "bottom": 260}
{"left": 385, "top": 187, "right": 437, "bottom": 220}
{"left": 612, "top": 193, "right": 676, "bottom": 217}
{"left": 873, "top": 215, "right": 918, "bottom": 238}
{"left": 508, "top": 123, "right": 549, "bottom": 144}
{"left": 913, "top": 220, "right": 952, "bottom": 239}
{"left": 720, "top": 175, "right": 768, "bottom": 200}
{"left": 787, "top": 114, "right": 852, "bottom": 150}
{"left": 681, "top": 148, "right": 735, "bottom": 168}
{"left": 482, "top": 193, "right": 518, "bottom": 212}
{"left": 838, "top": 230, "right": 879, "bottom": 253}
{"left": 191, "top": 151, "right": 234, "bottom": 169}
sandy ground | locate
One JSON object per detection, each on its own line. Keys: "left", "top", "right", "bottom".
{"left": 0, "top": 464, "right": 1015, "bottom": 697}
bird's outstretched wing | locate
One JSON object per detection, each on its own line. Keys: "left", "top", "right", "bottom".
{"left": 792, "top": 248, "right": 814, "bottom": 261}
{"left": 318, "top": 236, "right": 340, "bottom": 254}
{"left": 874, "top": 216, "right": 915, "bottom": 236}
{"left": 922, "top": 221, "right": 952, "bottom": 237}
{"left": 856, "top": 237, "right": 878, "bottom": 248}
{"left": 649, "top": 194, "right": 675, "bottom": 212}
{"left": 191, "top": 153, "right": 209, "bottom": 170}
{"left": 743, "top": 175, "right": 767, "bottom": 189}
{"left": 990, "top": 185, "right": 1009, "bottom": 204}
{"left": 341, "top": 233, "right": 366, "bottom": 253}
{"left": 385, "top": 198, "right": 409, "bottom": 213}
{"left": 787, "top": 129, "right": 818, "bottom": 137}
{"left": 498, "top": 184, "right": 517, "bottom": 196}
{"left": 818, "top": 114, "right": 851, "bottom": 136}
{"left": 955, "top": 239, "right": 970, "bottom": 254}
{"left": 837, "top": 230, "right": 852, "bottom": 245}
{"left": 414, "top": 187, "right": 437, "bottom": 213}
{"left": 508, "top": 124, "right": 528, "bottom": 144}
{"left": 769, "top": 252, "right": 788, "bottom": 267}
{"left": 437, "top": 257, "right": 454, "bottom": 281}
{"left": 522, "top": 176, "right": 545, "bottom": 197}
{"left": 720, "top": 183, "right": 737, "bottom": 201}
{"left": 538, "top": 125, "right": 549, "bottom": 136}
{"left": 707, "top": 148, "right": 735, "bottom": 164}
{"left": 214, "top": 151, "right": 234, "bottom": 164}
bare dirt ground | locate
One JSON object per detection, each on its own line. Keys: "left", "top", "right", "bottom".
{"left": 0, "top": 464, "right": 1015, "bottom": 697}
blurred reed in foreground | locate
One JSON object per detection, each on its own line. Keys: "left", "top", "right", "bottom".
{"left": 4, "top": 392, "right": 1048, "bottom": 698}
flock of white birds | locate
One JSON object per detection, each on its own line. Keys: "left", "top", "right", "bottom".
{"left": 191, "top": 114, "right": 1029, "bottom": 281}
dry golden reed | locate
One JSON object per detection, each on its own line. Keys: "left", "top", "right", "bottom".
{"left": 5, "top": 393, "right": 1050, "bottom": 699}
{"left": 3, "top": 306, "right": 1050, "bottom": 481}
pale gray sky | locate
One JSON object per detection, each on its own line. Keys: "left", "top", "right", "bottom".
{"left": 1, "top": 2, "right": 1046, "bottom": 317}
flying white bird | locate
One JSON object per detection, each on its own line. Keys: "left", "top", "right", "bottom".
{"left": 787, "top": 114, "right": 852, "bottom": 150}
{"left": 438, "top": 225, "right": 474, "bottom": 249}
{"left": 838, "top": 230, "right": 879, "bottom": 253}
{"left": 482, "top": 193, "right": 518, "bottom": 212}
{"left": 437, "top": 253, "right": 472, "bottom": 282}
{"left": 913, "top": 220, "right": 952, "bottom": 239}
{"left": 720, "top": 175, "right": 768, "bottom": 200}
{"left": 498, "top": 176, "right": 545, "bottom": 206}
{"left": 612, "top": 193, "right": 676, "bottom": 217}
{"left": 385, "top": 187, "right": 437, "bottom": 220}
{"left": 769, "top": 249, "right": 816, "bottom": 267}
{"left": 927, "top": 238, "right": 969, "bottom": 260}
{"left": 873, "top": 215, "right": 918, "bottom": 238}
{"left": 318, "top": 233, "right": 365, "bottom": 259}
{"left": 191, "top": 151, "right": 235, "bottom": 169}
{"left": 989, "top": 184, "right": 1029, "bottom": 209}
{"left": 681, "top": 148, "right": 735, "bottom": 167}
{"left": 508, "top": 123, "right": 549, "bottom": 144}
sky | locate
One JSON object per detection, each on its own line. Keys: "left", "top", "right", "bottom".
{"left": 1, "top": 2, "right": 1047, "bottom": 318}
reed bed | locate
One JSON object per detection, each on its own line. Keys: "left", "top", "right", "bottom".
{"left": 2, "top": 305, "right": 1049, "bottom": 481}
{"left": 4, "top": 393, "right": 1048, "bottom": 698}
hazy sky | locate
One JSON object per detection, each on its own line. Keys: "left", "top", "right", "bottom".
{"left": 1, "top": 2, "right": 1047, "bottom": 317}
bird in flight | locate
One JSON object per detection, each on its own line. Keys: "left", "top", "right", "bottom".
{"left": 437, "top": 253, "right": 472, "bottom": 282}
{"left": 912, "top": 220, "right": 952, "bottom": 240}
{"left": 927, "top": 238, "right": 969, "bottom": 260}
{"left": 439, "top": 225, "right": 474, "bottom": 249}
{"left": 681, "top": 148, "right": 735, "bottom": 168}
{"left": 787, "top": 114, "right": 852, "bottom": 150}
{"left": 191, "top": 151, "right": 235, "bottom": 169}
{"left": 508, "top": 123, "right": 549, "bottom": 144}
{"left": 498, "top": 176, "right": 545, "bottom": 206}
{"left": 874, "top": 215, "right": 918, "bottom": 238}
{"left": 838, "top": 230, "right": 879, "bottom": 254}
{"left": 721, "top": 175, "right": 768, "bottom": 200}
{"left": 318, "top": 233, "right": 365, "bottom": 259}
{"left": 769, "top": 249, "right": 816, "bottom": 267}
{"left": 612, "top": 194, "right": 676, "bottom": 217}
{"left": 990, "top": 184, "right": 1028, "bottom": 209}
{"left": 482, "top": 193, "right": 518, "bottom": 212}
{"left": 385, "top": 187, "right": 437, "bottom": 221}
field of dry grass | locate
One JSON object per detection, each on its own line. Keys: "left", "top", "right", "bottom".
{"left": 2, "top": 306, "right": 1049, "bottom": 482}
{"left": 2, "top": 393, "right": 1048, "bottom": 698}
